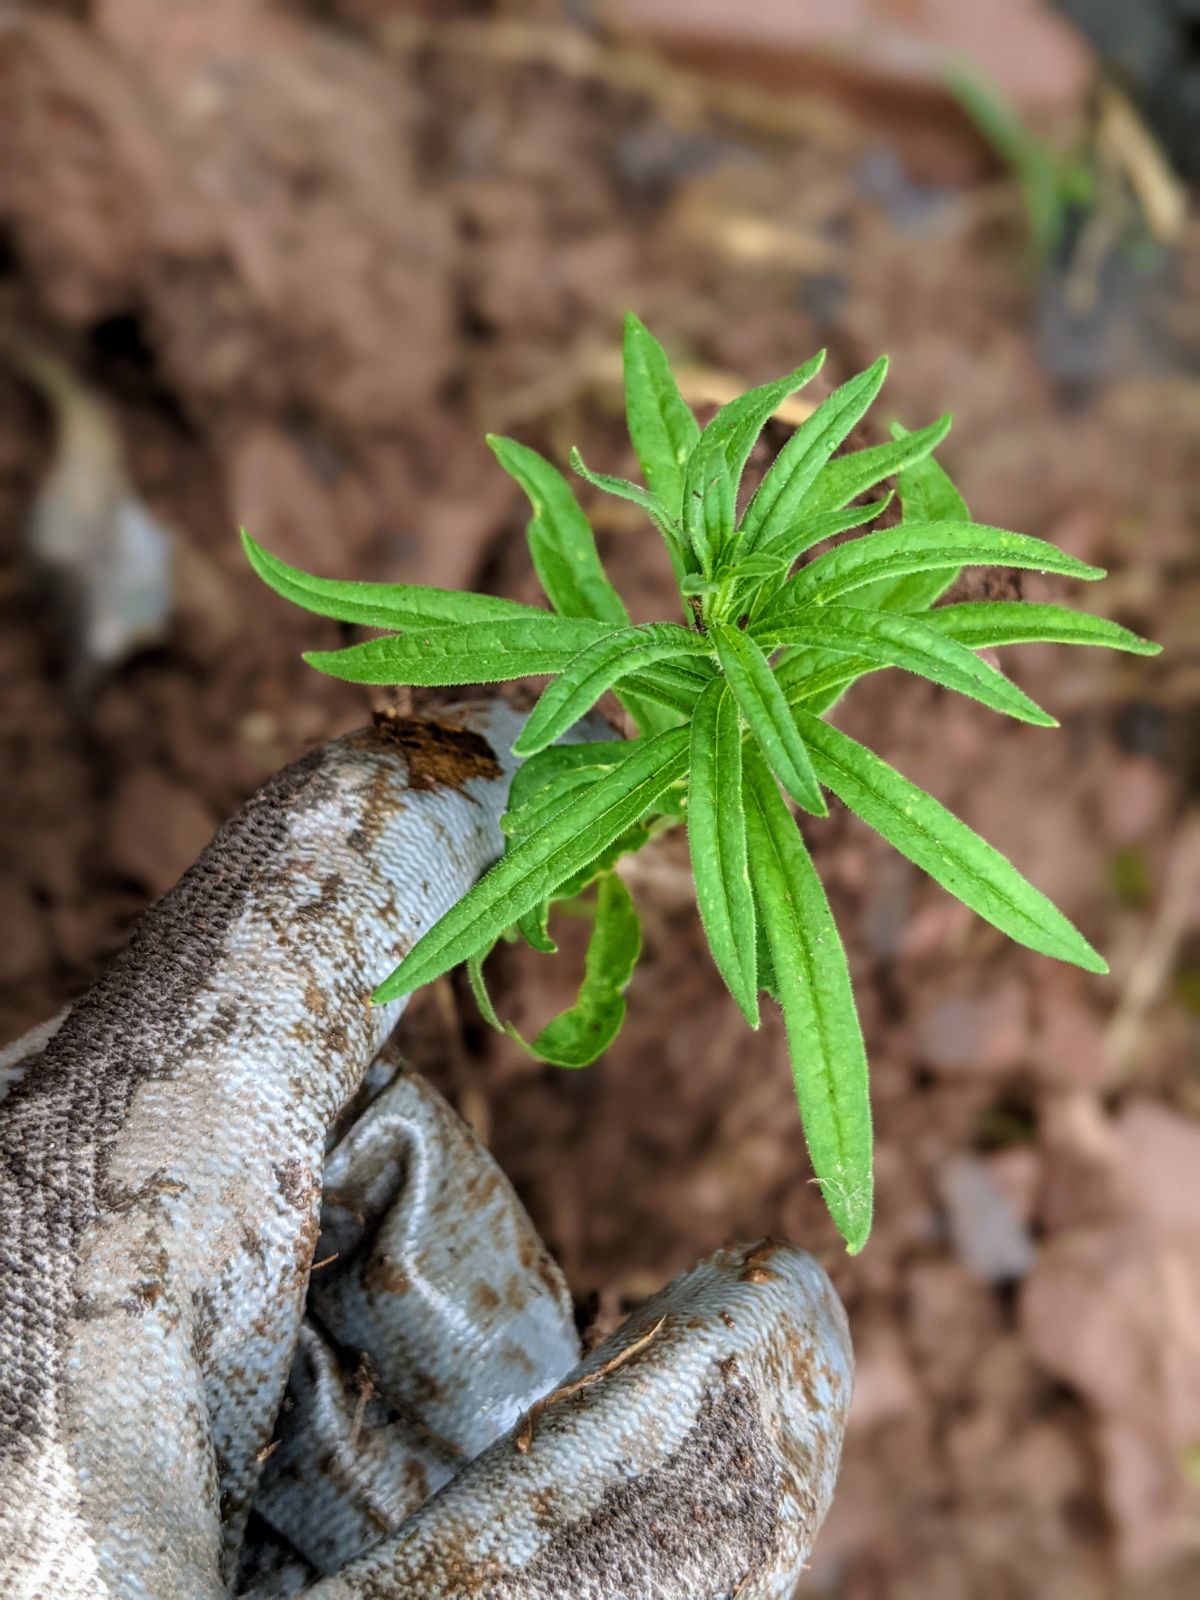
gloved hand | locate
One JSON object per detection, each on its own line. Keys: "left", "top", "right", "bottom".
{"left": 0, "top": 698, "right": 853, "bottom": 1599}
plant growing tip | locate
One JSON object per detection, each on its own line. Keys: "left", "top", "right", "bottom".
{"left": 245, "top": 313, "right": 1160, "bottom": 1253}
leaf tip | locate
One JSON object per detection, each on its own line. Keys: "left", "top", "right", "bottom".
{"left": 240, "top": 527, "right": 272, "bottom": 578}
{"left": 370, "top": 968, "right": 409, "bottom": 1005}
{"left": 842, "top": 1193, "right": 875, "bottom": 1255}
{"left": 300, "top": 649, "right": 342, "bottom": 677}
{"left": 511, "top": 728, "right": 546, "bottom": 759}
{"left": 738, "top": 993, "right": 762, "bottom": 1030}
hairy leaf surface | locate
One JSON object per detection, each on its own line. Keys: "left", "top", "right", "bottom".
{"left": 796, "top": 710, "right": 1107, "bottom": 973}
{"left": 710, "top": 623, "right": 826, "bottom": 816}
{"left": 374, "top": 726, "right": 689, "bottom": 1000}
{"left": 688, "top": 680, "right": 758, "bottom": 1026}
{"left": 744, "top": 748, "right": 873, "bottom": 1252}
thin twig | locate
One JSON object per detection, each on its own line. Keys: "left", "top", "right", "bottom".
{"left": 515, "top": 1316, "right": 667, "bottom": 1454}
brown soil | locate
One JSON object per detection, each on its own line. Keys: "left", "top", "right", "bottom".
{"left": 2, "top": 3, "right": 1199, "bottom": 1595}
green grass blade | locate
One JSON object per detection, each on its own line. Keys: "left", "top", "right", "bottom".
{"left": 743, "top": 747, "right": 873, "bottom": 1252}
{"left": 949, "top": 68, "right": 1076, "bottom": 259}
{"left": 683, "top": 352, "right": 826, "bottom": 571}
{"left": 373, "top": 726, "right": 689, "bottom": 1000}
{"left": 487, "top": 436, "right": 629, "bottom": 628}
{"left": 740, "top": 357, "right": 888, "bottom": 551}
{"left": 710, "top": 623, "right": 826, "bottom": 815}
{"left": 623, "top": 313, "right": 700, "bottom": 519}
{"left": 303, "top": 617, "right": 616, "bottom": 685}
{"left": 767, "top": 520, "right": 1105, "bottom": 612}
{"left": 804, "top": 412, "right": 952, "bottom": 518}
{"left": 795, "top": 710, "right": 1108, "bottom": 973}
{"left": 754, "top": 603, "right": 1057, "bottom": 727}
{"left": 243, "top": 532, "right": 546, "bottom": 629}
{"left": 687, "top": 680, "right": 759, "bottom": 1027}
{"left": 924, "top": 601, "right": 1162, "bottom": 655}
{"left": 514, "top": 624, "right": 712, "bottom": 755}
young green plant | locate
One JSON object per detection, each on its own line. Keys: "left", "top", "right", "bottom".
{"left": 244, "top": 313, "right": 1159, "bottom": 1252}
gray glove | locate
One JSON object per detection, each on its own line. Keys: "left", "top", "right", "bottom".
{"left": 0, "top": 698, "right": 852, "bottom": 1598}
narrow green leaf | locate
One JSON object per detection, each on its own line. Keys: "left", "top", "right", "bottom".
{"left": 753, "top": 890, "right": 780, "bottom": 1002}
{"left": 517, "top": 900, "right": 558, "bottom": 954}
{"left": 243, "top": 532, "right": 545, "bottom": 629}
{"left": 687, "top": 680, "right": 758, "bottom": 1027}
{"left": 710, "top": 622, "right": 826, "bottom": 816}
{"left": 753, "top": 496, "right": 893, "bottom": 568}
{"left": 683, "top": 352, "right": 826, "bottom": 572}
{"left": 679, "top": 574, "right": 721, "bottom": 598}
{"left": 623, "top": 313, "right": 700, "bottom": 518}
{"left": 303, "top": 616, "right": 616, "bottom": 686}
{"left": 702, "top": 452, "right": 736, "bottom": 569}
{"left": 738, "top": 496, "right": 892, "bottom": 618}
{"left": 743, "top": 748, "right": 873, "bottom": 1252}
{"left": 487, "top": 436, "right": 629, "bottom": 628}
{"left": 753, "top": 603, "right": 1057, "bottom": 727}
{"left": 740, "top": 358, "right": 888, "bottom": 551}
{"left": 893, "top": 423, "right": 969, "bottom": 525}
{"left": 803, "top": 412, "right": 952, "bottom": 517}
{"left": 546, "top": 822, "right": 656, "bottom": 904}
{"left": 777, "top": 648, "right": 877, "bottom": 715}
{"left": 794, "top": 709, "right": 1108, "bottom": 974}
{"left": 526, "top": 873, "right": 642, "bottom": 1067}
{"left": 765, "top": 520, "right": 1105, "bottom": 614}
{"left": 924, "top": 601, "right": 1162, "bottom": 656}
{"left": 502, "top": 739, "right": 624, "bottom": 832}
{"left": 508, "top": 771, "right": 604, "bottom": 843}
{"left": 485, "top": 437, "right": 681, "bottom": 738}
{"left": 766, "top": 448, "right": 970, "bottom": 707}
{"left": 624, "top": 657, "right": 715, "bottom": 717}
{"left": 568, "top": 448, "right": 679, "bottom": 530}
{"left": 569, "top": 446, "right": 691, "bottom": 589}
{"left": 468, "top": 945, "right": 504, "bottom": 1027}
{"left": 514, "top": 624, "right": 712, "bottom": 756}
{"left": 850, "top": 424, "right": 970, "bottom": 612}
{"left": 733, "top": 552, "right": 797, "bottom": 581}
{"left": 373, "top": 726, "right": 689, "bottom": 1001}
{"left": 504, "top": 741, "right": 627, "bottom": 838}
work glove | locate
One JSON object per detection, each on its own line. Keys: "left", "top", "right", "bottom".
{"left": 0, "top": 697, "right": 853, "bottom": 1599}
